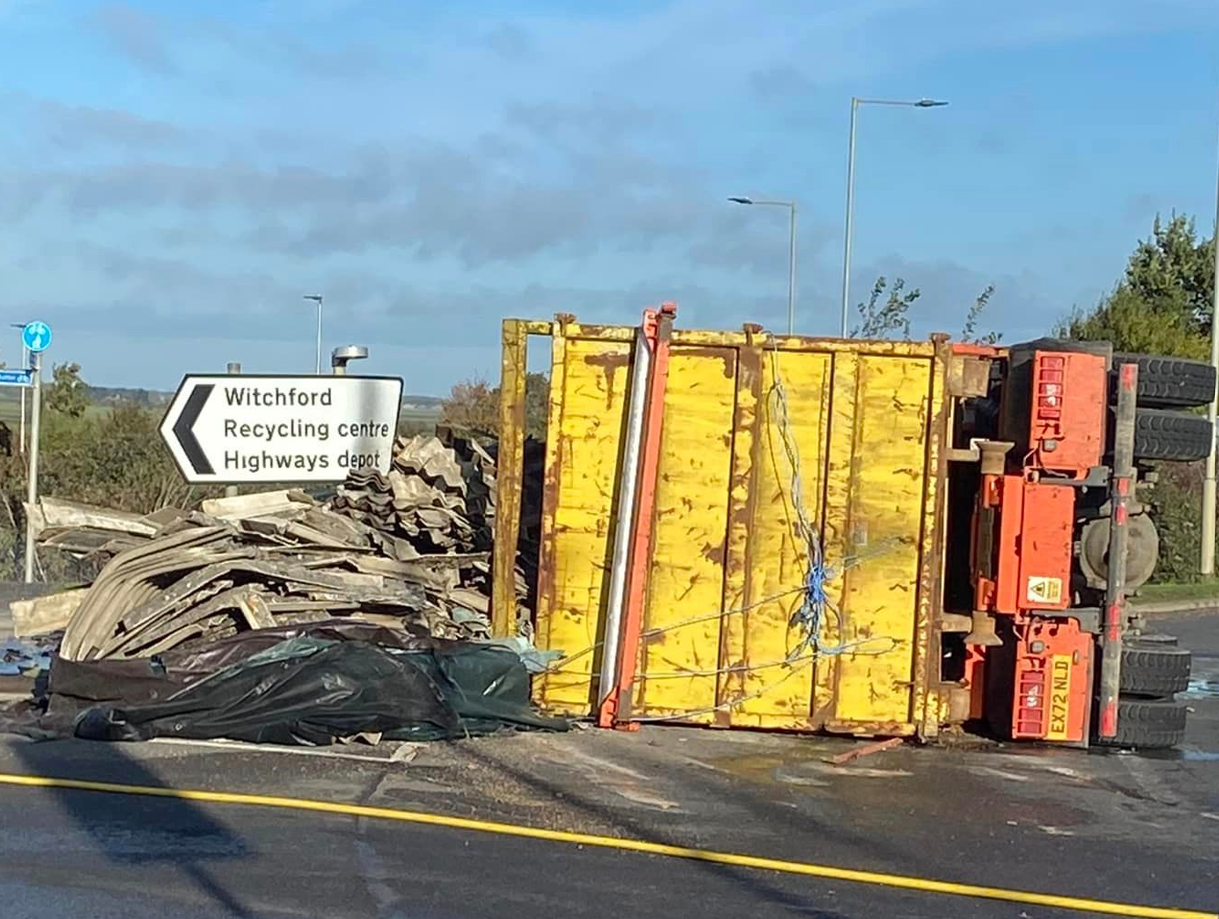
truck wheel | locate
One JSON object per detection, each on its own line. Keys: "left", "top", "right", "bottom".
{"left": 1114, "top": 353, "right": 1217, "bottom": 408}
{"left": 1132, "top": 409, "right": 1212, "bottom": 462}
{"left": 1095, "top": 698, "right": 1188, "bottom": 749}
{"left": 1120, "top": 642, "right": 1191, "bottom": 697}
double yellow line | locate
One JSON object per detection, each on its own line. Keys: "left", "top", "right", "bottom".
{"left": 0, "top": 772, "right": 1211, "bottom": 919}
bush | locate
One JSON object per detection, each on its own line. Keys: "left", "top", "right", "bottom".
{"left": 440, "top": 373, "right": 549, "bottom": 441}
{"left": 1145, "top": 462, "right": 1210, "bottom": 583}
{"left": 0, "top": 402, "right": 222, "bottom": 580}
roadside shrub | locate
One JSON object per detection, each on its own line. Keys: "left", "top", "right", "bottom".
{"left": 1145, "top": 461, "right": 1209, "bottom": 583}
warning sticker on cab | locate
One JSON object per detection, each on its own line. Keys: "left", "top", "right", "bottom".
{"left": 1026, "top": 575, "right": 1063, "bottom": 605}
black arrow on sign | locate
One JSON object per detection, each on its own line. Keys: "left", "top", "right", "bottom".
{"left": 174, "top": 384, "right": 214, "bottom": 475}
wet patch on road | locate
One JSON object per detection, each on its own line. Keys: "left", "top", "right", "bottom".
{"left": 1179, "top": 748, "right": 1219, "bottom": 762}
{"left": 1183, "top": 679, "right": 1219, "bottom": 699}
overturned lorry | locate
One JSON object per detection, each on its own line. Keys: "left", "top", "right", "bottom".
{"left": 493, "top": 312, "right": 1213, "bottom": 747}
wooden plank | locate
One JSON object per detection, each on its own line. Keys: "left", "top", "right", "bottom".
{"left": 10, "top": 589, "right": 87, "bottom": 637}
{"left": 31, "top": 497, "right": 158, "bottom": 537}
{"left": 201, "top": 490, "right": 313, "bottom": 521}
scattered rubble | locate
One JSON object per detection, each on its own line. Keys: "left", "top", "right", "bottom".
{"left": 0, "top": 431, "right": 563, "bottom": 746}
{"left": 9, "top": 588, "right": 86, "bottom": 638}
{"left": 332, "top": 433, "right": 496, "bottom": 556}
{"left": 1, "top": 638, "right": 53, "bottom": 677}
{"left": 27, "top": 432, "right": 529, "bottom": 662}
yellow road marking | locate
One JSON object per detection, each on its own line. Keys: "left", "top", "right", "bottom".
{"left": 0, "top": 772, "right": 1212, "bottom": 919}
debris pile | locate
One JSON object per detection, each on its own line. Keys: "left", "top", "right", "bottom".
{"left": 330, "top": 432, "right": 495, "bottom": 556}
{"left": 1, "top": 430, "right": 566, "bottom": 747}
{"left": 329, "top": 430, "right": 534, "bottom": 629}
{"left": 24, "top": 432, "right": 523, "bottom": 661}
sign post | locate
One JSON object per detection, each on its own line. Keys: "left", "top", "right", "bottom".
{"left": 160, "top": 374, "right": 403, "bottom": 484}
{"left": 19, "top": 342, "right": 26, "bottom": 453}
{"left": 224, "top": 362, "right": 241, "bottom": 499}
{"left": 21, "top": 321, "right": 51, "bottom": 584}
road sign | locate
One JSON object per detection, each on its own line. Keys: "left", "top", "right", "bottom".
{"left": 0, "top": 369, "right": 32, "bottom": 387}
{"left": 21, "top": 321, "right": 51, "bottom": 353}
{"left": 160, "top": 374, "right": 404, "bottom": 484}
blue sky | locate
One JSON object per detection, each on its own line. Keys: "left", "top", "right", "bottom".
{"left": 2, "top": 0, "right": 1218, "bottom": 393}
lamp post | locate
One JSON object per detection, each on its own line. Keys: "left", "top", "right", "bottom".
{"left": 303, "top": 295, "right": 323, "bottom": 375}
{"left": 728, "top": 196, "right": 797, "bottom": 334}
{"left": 1202, "top": 95, "right": 1219, "bottom": 575}
{"left": 840, "top": 97, "right": 949, "bottom": 336}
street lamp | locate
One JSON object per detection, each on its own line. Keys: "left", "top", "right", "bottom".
{"left": 303, "top": 295, "right": 323, "bottom": 375}
{"left": 840, "top": 97, "right": 949, "bottom": 336}
{"left": 1201, "top": 96, "right": 1219, "bottom": 575}
{"left": 331, "top": 345, "right": 368, "bottom": 375}
{"left": 728, "top": 196, "right": 798, "bottom": 334}
{"left": 8, "top": 322, "right": 29, "bottom": 453}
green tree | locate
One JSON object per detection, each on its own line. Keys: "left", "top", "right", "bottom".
{"left": 1063, "top": 285, "right": 1205, "bottom": 358}
{"left": 440, "top": 373, "right": 549, "bottom": 440}
{"left": 45, "top": 361, "right": 89, "bottom": 418}
{"left": 961, "top": 285, "right": 1001, "bottom": 345}
{"left": 1125, "top": 214, "right": 1215, "bottom": 332}
{"left": 1062, "top": 214, "right": 1218, "bottom": 583}
{"left": 1062, "top": 214, "right": 1214, "bottom": 357}
{"left": 851, "top": 276, "right": 1001, "bottom": 342}
{"left": 521, "top": 372, "right": 549, "bottom": 440}
{"left": 850, "top": 277, "right": 918, "bottom": 340}
{"left": 440, "top": 378, "right": 499, "bottom": 438}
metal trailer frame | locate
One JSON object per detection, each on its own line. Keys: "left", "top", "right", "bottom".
{"left": 494, "top": 315, "right": 960, "bottom": 738}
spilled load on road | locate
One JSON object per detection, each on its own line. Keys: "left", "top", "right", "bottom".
{"left": 2, "top": 430, "right": 561, "bottom": 745}
{"left": 58, "top": 624, "right": 565, "bottom": 746}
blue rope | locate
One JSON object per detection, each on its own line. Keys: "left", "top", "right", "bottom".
{"left": 768, "top": 342, "right": 893, "bottom": 659}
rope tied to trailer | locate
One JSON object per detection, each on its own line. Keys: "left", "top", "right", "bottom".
{"left": 540, "top": 335, "right": 900, "bottom": 709}
{"left": 765, "top": 341, "right": 897, "bottom": 659}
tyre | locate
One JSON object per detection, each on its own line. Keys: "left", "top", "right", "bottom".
{"left": 1095, "top": 698, "right": 1188, "bottom": 749}
{"left": 1113, "top": 353, "right": 1217, "bottom": 408}
{"left": 1120, "top": 642, "right": 1191, "bottom": 697}
{"left": 1131, "top": 409, "right": 1212, "bottom": 462}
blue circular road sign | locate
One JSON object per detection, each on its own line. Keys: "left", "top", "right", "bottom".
{"left": 22, "top": 321, "right": 51, "bottom": 353}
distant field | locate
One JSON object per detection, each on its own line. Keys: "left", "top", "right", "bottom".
{"left": 0, "top": 392, "right": 122, "bottom": 425}
{"left": 400, "top": 405, "right": 442, "bottom": 425}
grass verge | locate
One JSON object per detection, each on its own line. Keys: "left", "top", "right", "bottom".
{"left": 1135, "top": 578, "right": 1219, "bottom": 605}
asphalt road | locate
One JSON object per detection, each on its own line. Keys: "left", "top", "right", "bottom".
{"left": 0, "top": 784, "right": 1037, "bottom": 919}
{"left": 0, "top": 612, "right": 1215, "bottom": 919}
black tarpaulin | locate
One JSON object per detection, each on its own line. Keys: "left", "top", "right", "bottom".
{"left": 48, "top": 620, "right": 438, "bottom": 709}
{"left": 54, "top": 627, "right": 567, "bottom": 745}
